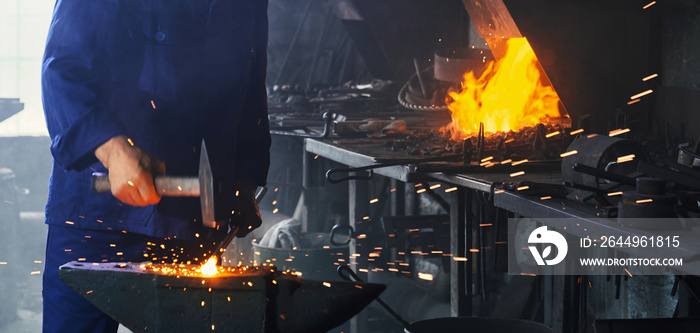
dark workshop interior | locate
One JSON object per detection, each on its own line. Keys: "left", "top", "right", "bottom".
{"left": 2, "top": 0, "right": 700, "bottom": 332}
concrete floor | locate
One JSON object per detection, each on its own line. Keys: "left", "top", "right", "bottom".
{"left": 0, "top": 311, "right": 132, "bottom": 333}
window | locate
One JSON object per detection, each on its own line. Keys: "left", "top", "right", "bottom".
{"left": 0, "top": 0, "right": 53, "bottom": 136}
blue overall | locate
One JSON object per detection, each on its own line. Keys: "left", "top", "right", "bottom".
{"left": 41, "top": 0, "right": 270, "bottom": 331}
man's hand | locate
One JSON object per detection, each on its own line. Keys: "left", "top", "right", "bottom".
{"left": 229, "top": 179, "right": 262, "bottom": 238}
{"left": 95, "top": 136, "right": 165, "bottom": 206}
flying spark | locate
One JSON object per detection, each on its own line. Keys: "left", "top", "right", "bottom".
{"left": 608, "top": 128, "right": 630, "bottom": 137}
{"left": 418, "top": 272, "right": 434, "bottom": 281}
{"left": 560, "top": 150, "right": 578, "bottom": 157}
{"left": 616, "top": 154, "right": 635, "bottom": 163}
{"left": 630, "top": 90, "right": 653, "bottom": 100}
{"left": 642, "top": 73, "right": 658, "bottom": 81}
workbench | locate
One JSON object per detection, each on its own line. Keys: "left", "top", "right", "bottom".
{"left": 303, "top": 137, "right": 700, "bottom": 332}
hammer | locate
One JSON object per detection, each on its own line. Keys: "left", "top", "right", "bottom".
{"left": 92, "top": 140, "right": 219, "bottom": 229}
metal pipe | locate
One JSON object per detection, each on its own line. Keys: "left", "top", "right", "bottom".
{"left": 306, "top": 4, "right": 334, "bottom": 89}
{"left": 274, "top": 0, "right": 315, "bottom": 86}
{"left": 413, "top": 58, "right": 428, "bottom": 99}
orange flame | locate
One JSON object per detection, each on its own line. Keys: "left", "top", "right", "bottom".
{"left": 200, "top": 256, "right": 218, "bottom": 277}
{"left": 441, "top": 38, "right": 562, "bottom": 140}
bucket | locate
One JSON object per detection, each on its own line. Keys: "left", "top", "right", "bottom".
{"left": 252, "top": 232, "right": 349, "bottom": 281}
{"left": 408, "top": 317, "right": 551, "bottom": 333}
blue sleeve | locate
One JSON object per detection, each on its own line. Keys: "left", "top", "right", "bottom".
{"left": 42, "top": 0, "right": 128, "bottom": 171}
{"left": 234, "top": 1, "right": 271, "bottom": 186}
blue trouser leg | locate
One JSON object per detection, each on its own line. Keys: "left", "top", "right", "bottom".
{"left": 42, "top": 225, "right": 148, "bottom": 333}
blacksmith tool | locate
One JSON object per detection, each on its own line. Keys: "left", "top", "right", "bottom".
{"left": 59, "top": 261, "right": 386, "bottom": 333}
{"left": 270, "top": 112, "right": 333, "bottom": 138}
{"left": 92, "top": 140, "right": 218, "bottom": 229}
{"left": 502, "top": 181, "right": 568, "bottom": 198}
{"left": 337, "top": 265, "right": 412, "bottom": 331}
{"left": 210, "top": 186, "right": 268, "bottom": 262}
{"left": 325, "top": 154, "right": 464, "bottom": 183}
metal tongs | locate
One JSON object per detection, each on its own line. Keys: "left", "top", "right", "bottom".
{"left": 337, "top": 265, "right": 413, "bottom": 332}
{"left": 325, "top": 154, "right": 464, "bottom": 183}
{"left": 210, "top": 186, "right": 267, "bottom": 262}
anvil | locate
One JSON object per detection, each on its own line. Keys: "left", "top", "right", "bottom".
{"left": 59, "top": 262, "right": 385, "bottom": 333}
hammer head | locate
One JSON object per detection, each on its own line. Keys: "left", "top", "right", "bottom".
{"left": 198, "top": 140, "right": 217, "bottom": 228}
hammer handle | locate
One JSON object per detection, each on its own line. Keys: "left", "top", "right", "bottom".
{"left": 91, "top": 173, "right": 200, "bottom": 197}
